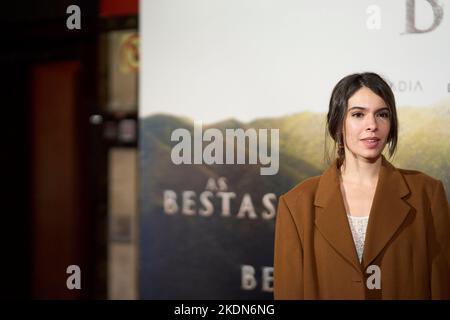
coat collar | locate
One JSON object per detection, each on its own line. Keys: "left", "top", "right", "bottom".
{"left": 312, "top": 155, "right": 411, "bottom": 272}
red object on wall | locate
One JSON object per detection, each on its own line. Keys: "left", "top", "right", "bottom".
{"left": 31, "top": 61, "right": 87, "bottom": 299}
{"left": 100, "top": 0, "right": 138, "bottom": 17}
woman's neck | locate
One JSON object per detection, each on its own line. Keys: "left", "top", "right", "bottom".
{"left": 339, "top": 155, "right": 382, "bottom": 187}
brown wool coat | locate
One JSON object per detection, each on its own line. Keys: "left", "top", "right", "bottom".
{"left": 274, "top": 155, "right": 450, "bottom": 299}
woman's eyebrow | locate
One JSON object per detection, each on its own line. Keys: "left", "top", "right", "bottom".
{"left": 348, "top": 106, "right": 390, "bottom": 112}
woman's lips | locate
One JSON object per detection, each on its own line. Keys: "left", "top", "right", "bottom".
{"left": 361, "top": 138, "right": 380, "bottom": 149}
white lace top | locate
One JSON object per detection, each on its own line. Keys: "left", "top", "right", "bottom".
{"left": 347, "top": 214, "right": 369, "bottom": 263}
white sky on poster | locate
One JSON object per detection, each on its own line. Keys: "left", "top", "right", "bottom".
{"left": 140, "top": 0, "right": 450, "bottom": 123}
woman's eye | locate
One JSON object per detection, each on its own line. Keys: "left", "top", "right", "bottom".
{"left": 351, "top": 112, "right": 389, "bottom": 118}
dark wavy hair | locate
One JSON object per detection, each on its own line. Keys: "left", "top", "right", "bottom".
{"left": 325, "top": 72, "right": 398, "bottom": 167}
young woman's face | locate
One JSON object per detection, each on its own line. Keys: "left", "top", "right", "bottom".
{"left": 343, "top": 86, "right": 391, "bottom": 161}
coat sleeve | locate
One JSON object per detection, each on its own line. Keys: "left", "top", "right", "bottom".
{"left": 273, "top": 195, "right": 304, "bottom": 299}
{"left": 428, "top": 180, "right": 450, "bottom": 299}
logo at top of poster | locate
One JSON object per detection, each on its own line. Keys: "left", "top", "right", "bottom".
{"left": 120, "top": 33, "right": 139, "bottom": 73}
{"left": 366, "top": 0, "right": 444, "bottom": 33}
{"left": 404, "top": 0, "right": 443, "bottom": 34}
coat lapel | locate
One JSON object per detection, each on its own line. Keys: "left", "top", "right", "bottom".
{"left": 313, "top": 155, "right": 411, "bottom": 273}
{"left": 362, "top": 156, "right": 411, "bottom": 269}
{"left": 314, "top": 157, "right": 362, "bottom": 272}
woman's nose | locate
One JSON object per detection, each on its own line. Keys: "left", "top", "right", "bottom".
{"left": 366, "top": 114, "right": 378, "bottom": 131}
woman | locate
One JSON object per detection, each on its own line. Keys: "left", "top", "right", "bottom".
{"left": 273, "top": 72, "right": 450, "bottom": 299}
